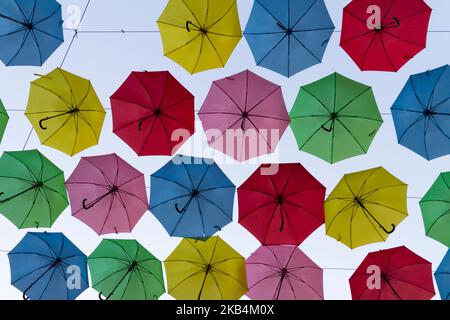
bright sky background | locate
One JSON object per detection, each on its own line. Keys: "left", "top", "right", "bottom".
{"left": 0, "top": 0, "right": 449, "bottom": 300}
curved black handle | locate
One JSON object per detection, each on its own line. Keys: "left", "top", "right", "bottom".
{"left": 321, "top": 124, "right": 333, "bottom": 132}
{"left": 175, "top": 203, "right": 184, "bottom": 213}
{"left": 39, "top": 118, "right": 48, "bottom": 130}
{"left": 99, "top": 292, "right": 107, "bottom": 301}
{"left": 82, "top": 198, "right": 94, "bottom": 210}
{"left": 380, "top": 223, "right": 396, "bottom": 234}
{"left": 138, "top": 119, "right": 144, "bottom": 131}
{"left": 393, "top": 17, "right": 400, "bottom": 27}
{"left": 23, "top": 292, "right": 30, "bottom": 300}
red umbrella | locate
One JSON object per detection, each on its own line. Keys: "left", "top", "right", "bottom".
{"left": 350, "top": 246, "right": 435, "bottom": 300}
{"left": 340, "top": 0, "right": 432, "bottom": 72}
{"left": 66, "top": 153, "right": 148, "bottom": 235}
{"left": 111, "top": 71, "right": 194, "bottom": 156}
{"left": 238, "top": 163, "right": 325, "bottom": 246}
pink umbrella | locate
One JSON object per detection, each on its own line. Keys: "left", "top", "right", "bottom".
{"left": 66, "top": 154, "right": 148, "bottom": 235}
{"left": 199, "top": 70, "right": 290, "bottom": 162}
{"left": 246, "top": 246, "right": 324, "bottom": 300}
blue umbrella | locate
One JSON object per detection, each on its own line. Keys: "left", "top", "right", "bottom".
{"left": 150, "top": 155, "right": 235, "bottom": 239}
{"left": 0, "top": 0, "right": 64, "bottom": 66}
{"left": 436, "top": 250, "right": 450, "bottom": 300}
{"left": 391, "top": 65, "right": 450, "bottom": 160}
{"left": 8, "top": 232, "right": 89, "bottom": 300}
{"left": 244, "top": 0, "right": 335, "bottom": 77}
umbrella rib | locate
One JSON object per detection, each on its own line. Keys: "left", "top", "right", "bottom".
{"left": 198, "top": 194, "right": 232, "bottom": 220}
{"left": 111, "top": 97, "right": 151, "bottom": 112}
{"left": 382, "top": 29, "right": 425, "bottom": 48}
{"left": 211, "top": 268, "right": 247, "bottom": 289}
{"left": 262, "top": 203, "right": 282, "bottom": 244}
{"left": 161, "top": 96, "right": 194, "bottom": 111}
{"left": 6, "top": 29, "right": 31, "bottom": 66}
{"left": 33, "top": 26, "right": 63, "bottom": 42}
{"left": 257, "top": 34, "right": 288, "bottom": 66}
{"left": 17, "top": 189, "right": 40, "bottom": 228}
{"left": 361, "top": 32, "right": 377, "bottom": 70}
{"left": 29, "top": 28, "right": 43, "bottom": 65}
{"left": 291, "top": 33, "right": 321, "bottom": 62}
{"left": 360, "top": 184, "right": 406, "bottom": 199}
{"left": 133, "top": 72, "right": 157, "bottom": 107}
{"left": 30, "top": 233, "right": 59, "bottom": 257}
{"left": 335, "top": 87, "right": 372, "bottom": 114}
{"left": 200, "top": 185, "right": 235, "bottom": 193}
{"left": 151, "top": 175, "right": 191, "bottom": 191}
{"left": 361, "top": 200, "right": 408, "bottom": 216}
{"left": 287, "top": 273, "right": 323, "bottom": 299}
{"left": 238, "top": 199, "right": 276, "bottom": 223}
{"left": 212, "top": 82, "right": 244, "bottom": 113}
{"left": 238, "top": 187, "right": 275, "bottom": 198}
{"left": 98, "top": 194, "right": 117, "bottom": 235}
{"left": 301, "top": 88, "right": 331, "bottom": 113}
{"left": 248, "top": 272, "right": 281, "bottom": 290}
{"left": 195, "top": 163, "right": 212, "bottom": 190}
{"left": 387, "top": 262, "right": 433, "bottom": 277}
{"left": 194, "top": 197, "right": 207, "bottom": 239}
{"left": 84, "top": 158, "right": 114, "bottom": 186}
{"left": 105, "top": 239, "right": 134, "bottom": 261}
{"left": 280, "top": 165, "right": 300, "bottom": 198}
{"left": 204, "top": 33, "right": 225, "bottom": 67}
{"left": 339, "top": 114, "right": 383, "bottom": 122}
{"left": 117, "top": 189, "right": 148, "bottom": 207}
{"left": 280, "top": 203, "right": 301, "bottom": 244}
{"left": 0, "top": 27, "right": 26, "bottom": 38}
{"left": 10, "top": 261, "right": 54, "bottom": 285}
{"left": 165, "top": 33, "right": 202, "bottom": 56}
{"left": 429, "top": 115, "right": 450, "bottom": 139}
{"left": 91, "top": 265, "right": 129, "bottom": 288}
{"left": 388, "top": 274, "right": 435, "bottom": 295}
{"left": 336, "top": 119, "right": 368, "bottom": 152}
{"left": 349, "top": 204, "right": 358, "bottom": 249}
{"left": 192, "top": 34, "right": 205, "bottom": 73}
{"left": 40, "top": 114, "right": 74, "bottom": 145}
{"left": 167, "top": 269, "right": 205, "bottom": 295}
{"left": 8, "top": 251, "right": 53, "bottom": 260}
{"left": 181, "top": 0, "right": 202, "bottom": 27}
{"left": 298, "top": 118, "right": 332, "bottom": 150}
{"left": 138, "top": 115, "right": 159, "bottom": 155}
{"left": 247, "top": 117, "right": 274, "bottom": 153}
{"left": 284, "top": 200, "right": 324, "bottom": 223}
{"left": 181, "top": 162, "right": 195, "bottom": 189}
{"left": 254, "top": 0, "right": 284, "bottom": 26}
{"left": 340, "top": 28, "right": 374, "bottom": 46}
{"left": 38, "top": 187, "right": 54, "bottom": 227}
{"left": 150, "top": 194, "right": 190, "bottom": 210}
{"left": 161, "top": 113, "right": 195, "bottom": 131}
{"left": 324, "top": 201, "right": 355, "bottom": 233}
{"left": 115, "top": 193, "right": 133, "bottom": 232}
{"left": 291, "top": 0, "right": 319, "bottom": 30}
{"left": 284, "top": 186, "right": 325, "bottom": 198}
{"left": 379, "top": 33, "right": 396, "bottom": 71}
{"left": 208, "top": 271, "right": 225, "bottom": 300}
{"left": 206, "top": 0, "right": 237, "bottom": 32}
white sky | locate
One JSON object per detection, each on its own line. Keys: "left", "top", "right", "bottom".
{"left": 0, "top": 0, "right": 449, "bottom": 300}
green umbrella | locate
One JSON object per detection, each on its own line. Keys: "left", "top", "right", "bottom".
{"left": 290, "top": 73, "right": 383, "bottom": 164}
{"left": 0, "top": 98, "right": 8, "bottom": 144}
{"left": 0, "top": 150, "right": 68, "bottom": 228}
{"left": 420, "top": 172, "right": 450, "bottom": 247}
{"left": 88, "top": 239, "right": 165, "bottom": 300}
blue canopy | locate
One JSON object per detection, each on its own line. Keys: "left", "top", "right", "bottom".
{"left": 150, "top": 155, "right": 235, "bottom": 239}
{"left": 436, "top": 250, "right": 450, "bottom": 300}
{"left": 8, "top": 232, "right": 89, "bottom": 300}
{"left": 391, "top": 65, "right": 450, "bottom": 160}
{"left": 244, "top": 0, "right": 335, "bottom": 77}
{"left": 0, "top": 0, "right": 64, "bottom": 66}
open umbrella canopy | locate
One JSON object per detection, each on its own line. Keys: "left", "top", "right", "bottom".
{"left": 165, "top": 236, "right": 247, "bottom": 300}
{"left": 244, "top": 0, "right": 334, "bottom": 77}
{"left": 435, "top": 250, "right": 450, "bottom": 300}
{"left": 0, "top": 97, "right": 9, "bottom": 144}
{"left": 111, "top": 71, "right": 195, "bottom": 156}
{"left": 290, "top": 72, "right": 383, "bottom": 164}
{"left": 238, "top": 163, "right": 325, "bottom": 246}
{"left": 325, "top": 167, "right": 408, "bottom": 249}
{"left": 420, "top": 172, "right": 450, "bottom": 247}
{"left": 157, "top": 0, "right": 242, "bottom": 74}
{"left": 246, "top": 245, "right": 323, "bottom": 300}
{"left": 340, "top": 0, "right": 431, "bottom": 72}
{"left": 150, "top": 155, "right": 235, "bottom": 239}
{"left": 0, "top": 0, "right": 64, "bottom": 66}
{"left": 8, "top": 232, "right": 89, "bottom": 300}
{"left": 199, "top": 70, "right": 290, "bottom": 162}
{"left": 350, "top": 246, "right": 435, "bottom": 300}
{"left": 25, "top": 68, "right": 106, "bottom": 156}
{"left": 88, "top": 239, "right": 165, "bottom": 300}
{"left": 66, "top": 153, "right": 148, "bottom": 235}
{"left": 0, "top": 150, "right": 68, "bottom": 229}
{"left": 391, "top": 65, "right": 450, "bottom": 160}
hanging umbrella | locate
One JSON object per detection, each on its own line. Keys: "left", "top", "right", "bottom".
{"left": 157, "top": 0, "right": 242, "bottom": 74}
{"left": 0, "top": 97, "right": 8, "bottom": 143}
{"left": 25, "top": 68, "right": 106, "bottom": 156}
{"left": 340, "top": 0, "right": 431, "bottom": 72}
{"left": 0, "top": 0, "right": 64, "bottom": 66}
{"left": 88, "top": 239, "right": 165, "bottom": 300}
{"left": 325, "top": 167, "right": 408, "bottom": 249}
{"left": 244, "top": 0, "right": 334, "bottom": 77}
{"left": 290, "top": 72, "right": 383, "bottom": 164}
{"left": 0, "top": 150, "right": 68, "bottom": 229}
{"left": 165, "top": 236, "right": 247, "bottom": 300}
{"left": 111, "top": 71, "right": 195, "bottom": 156}
{"left": 391, "top": 65, "right": 450, "bottom": 160}
{"left": 420, "top": 172, "right": 450, "bottom": 247}
{"left": 238, "top": 163, "right": 325, "bottom": 246}
{"left": 246, "top": 245, "right": 323, "bottom": 300}
{"left": 350, "top": 246, "right": 435, "bottom": 300}
{"left": 199, "top": 70, "right": 290, "bottom": 162}
{"left": 150, "top": 155, "right": 235, "bottom": 239}
{"left": 66, "top": 153, "right": 148, "bottom": 235}
{"left": 8, "top": 232, "right": 89, "bottom": 300}
{"left": 435, "top": 250, "right": 450, "bottom": 300}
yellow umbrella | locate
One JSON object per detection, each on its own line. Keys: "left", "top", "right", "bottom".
{"left": 157, "top": 0, "right": 242, "bottom": 74}
{"left": 165, "top": 236, "right": 247, "bottom": 300}
{"left": 325, "top": 167, "right": 408, "bottom": 249}
{"left": 25, "top": 68, "right": 106, "bottom": 156}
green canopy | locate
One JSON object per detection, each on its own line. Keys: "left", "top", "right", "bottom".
{"left": 420, "top": 172, "right": 450, "bottom": 247}
{"left": 0, "top": 98, "right": 8, "bottom": 144}
{"left": 290, "top": 73, "right": 383, "bottom": 164}
{"left": 0, "top": 150, "right": 68, "bottom": 228}
{"left": 88, "top": 239, "right": 165, "bottom": 300}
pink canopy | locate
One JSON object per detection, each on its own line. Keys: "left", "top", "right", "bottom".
{"left": 66, "top": 154, "right": 148, "bottom": 235}
{"left": 199, "top": 70, "right": 290, "bottom": 162}
{"left": 246, "top": 245, "right": 324, "bottom": 300}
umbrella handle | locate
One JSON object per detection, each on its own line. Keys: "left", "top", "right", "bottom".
{"left": 321, "top": 124, "right": 333, "bottom": 132}
{"left": 22, "top": 292, "right": 30, "bottom": 300}
{"left": 82, "top": 198, "right": 94, "bottom": 210}
{"left": 186, "top": 20, "right": 193, "bottom": 32}
{"left": 393, "top": 17, "right": 400, "bottom": 27}
{"left": 175, "top": 202, "right": 184, "bottom": 213}
{"left": 380, "top": 223, "right": 396, "bottom": 234}
{"left": 39, "top": 118, "right": 48, "bottom": 130}
{"left": 98, "top": 292, "right": 107, "bottom": 300}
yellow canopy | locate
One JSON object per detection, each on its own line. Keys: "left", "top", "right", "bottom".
{"left": 25, "top": 68, "right": 106, "bottom": 156}
{"left": 325, "top": 167, "right": 408, "bottom": 249}
{"left": 157, "top": 0, "right": 242, "bottom": 74}
{"left": 165, "top": 237, "right": 247, "bottom": 300}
